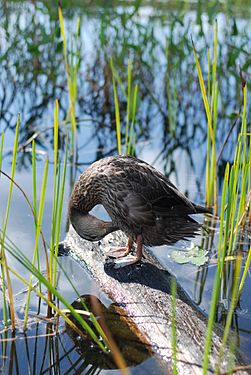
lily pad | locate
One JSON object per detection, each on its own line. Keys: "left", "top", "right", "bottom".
{"left": 171, "top": 244, "right": 209, "bottom": 266}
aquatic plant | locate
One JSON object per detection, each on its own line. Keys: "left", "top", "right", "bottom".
{"left": 58, "top": 6, "right": 80, "bottom": 154}
{"left": 0, "top": 116, "right": 20, "bottom": 330}
{"left": 110, "top": 58, "right": 138, "bottom": 156}
{"left": 193, "top": 24, "right": 251, "bottom": 374}
{"left": 193, "top": 21, "right": 218, "bottom": 212}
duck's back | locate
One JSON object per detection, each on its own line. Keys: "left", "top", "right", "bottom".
{"left": 78, "top": 155, "right": 207, "bottom": 246}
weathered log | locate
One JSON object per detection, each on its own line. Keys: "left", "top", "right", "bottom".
{"left": 63, "top": 226, "right": 249, "bottom": 374}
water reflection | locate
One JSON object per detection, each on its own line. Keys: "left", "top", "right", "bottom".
{"left": 1, "top": 1, "right": 250, "bottom": 181}
{"left": 0, "top": 294, "right": 167, "bottom": 374}
{"left": 0, "top": 0, "right": 251, "bottom": 371}
{"left": 66, "top": 295, "right": 155, "bottom": 371}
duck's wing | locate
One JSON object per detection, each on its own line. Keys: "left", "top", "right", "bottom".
{"left": 120, "top": 165, "right": 197, "bottom": 228}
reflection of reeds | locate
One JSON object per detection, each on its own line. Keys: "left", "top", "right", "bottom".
{"left": 193, "top": 32, "right": 251, "bottom": 372}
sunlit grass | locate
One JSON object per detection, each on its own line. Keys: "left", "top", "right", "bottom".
{"left": 0, "top": 115, "right": 20, "bottom": 330}
{"left": 1, "top": 232, "right": 109, "bottom": 353}
{"left": 194, "top": 23, "right": 251, "bottom": 373}
{"left": 171, "top": 278, "right": 178, "bottom": 375}
{"left": 23, "top": 157, "right": 49, "bottom": 329}
{"left": 0, "top": 124, "right": 110, "bottom": 357}
{"left": 110, "top": 58, "right": 138, "bottom": 156}
{"left": 192, "top": 20, "right": 218, "bottom": 213}
{"left": 166, "top": 39, "right": 177, "bottom": 136}
{"left": 0, "top": 132, "right": 4, "bottom": 171}
{"left": 58, "top": 6, "right": 80, "bottom": 154}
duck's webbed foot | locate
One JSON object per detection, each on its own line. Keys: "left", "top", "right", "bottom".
{"left": 104, "top": 236, "right": 133, "bottom": 258}
{"left": 113, "top": 235, "right": 143, "bottom": 269}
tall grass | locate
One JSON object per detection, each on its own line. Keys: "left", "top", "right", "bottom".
{"left": 166, "top": 39, "right": 177, "bottom": 136}
{"left": 171, "top": 278, "right": 178, "bottom": 375}
{"left": 0, "top": 115, "right": 20, "bottom": 329}
{"left": 58, "top": 6, "right": 80, "bottom": 154}
{"left": 192, "top": 20, "right": 218, "bottom": 212}
{"left": 1, "top": 232, "right": 109, "bottom": 353}
{"left": 49, "top": 100, "right": 68, "bottom": 289}
{"left": 110, "top": 58, "right": 138, "bottom": 156}
{"left": 0, "top": 116, "right": 111, "bottom": 358}
{"left": 23, "top": 157, "right": 49, "bottom": 329}
{"left": 0, "top": 132, "right": 4, "bottom": 171}
{"left": 192, "top": 20, "right": 251, "bottom": 373}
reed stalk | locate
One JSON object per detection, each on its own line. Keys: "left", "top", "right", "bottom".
{"left": 58, "top": 7, "right": 80, "bottom": 154}
{"left": 32, "top": 140, "right": 37, "bottom": 227}
{"left": 0, "top": 115, "right": 20, "bottom": 330}
{"left": 202, "top": 163, "right": 229, "bottom": 374}
{"left": 110, "top": 58, "right": 122, "bottom": 155}
{"left": 23, "top": 158, "right": 49, "bottom": 330}
{"left": 110, "top": 58, "right": 138, "bottom": 155}
{"left": 166, "top": 39, "right": 177, "bottom": 135}
{"left": 2, "top": 233, "right": 108, "bottom": 352}
{"left": 0, "top": 132, "right": 4, "bottom": 171}
{"left": 52, "top": 136, "right": 68, "bottom": 287}
{"left": 193, "top": 21, "right": 218, "bottom": 212}
{"left": 214, "top": 253, "right": 242, "bottom": 374}
{"left": 171, "top": 278, "right": 178, "bottom": 375}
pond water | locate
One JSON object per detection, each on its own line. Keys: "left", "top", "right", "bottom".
{"left": 0, "top": 1, "right": 251, "bottom": 373}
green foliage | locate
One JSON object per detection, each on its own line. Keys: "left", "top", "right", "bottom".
{"left": 58, "top": 6, "right": 81, "bottom": 153}
{"left": 171, "top": 278, "right": 178, "bottom": 375}
{"left": 193, "top": 21, "right": 218, "bottom": 212}
{"left": 171, "top": 245, "right": 209, "bottom": 266}
{"left": 110, "top": 58, "right": 138, "bottom": 156}
{"left": 193, "top": 20, "right": 251, "bottom": 374}
{"left": 0, "top": 115, "right": 20, "bottom": 329}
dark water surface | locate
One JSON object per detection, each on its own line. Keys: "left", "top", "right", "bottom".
{"left": 0, "top": 1, "right": 251, "bottom": 373}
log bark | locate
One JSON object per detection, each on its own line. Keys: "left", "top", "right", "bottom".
{"left": 62, "top": 226, "right": 249, "bottom": 374}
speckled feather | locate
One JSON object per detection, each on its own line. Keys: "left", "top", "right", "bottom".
{"left": 69, "top": 155, "right": 210, "bottom": 246}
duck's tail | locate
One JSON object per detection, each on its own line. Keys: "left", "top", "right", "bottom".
{"left": 192, "top": 204, "right": 213, "bottom": 215}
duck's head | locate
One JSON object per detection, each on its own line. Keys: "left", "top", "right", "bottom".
{"left": 68, "top": 204, "right": 118, "bottom": 242}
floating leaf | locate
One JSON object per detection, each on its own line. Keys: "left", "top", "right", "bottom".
{"left": 171, "top": 244, "right": 209, "bottom": 266}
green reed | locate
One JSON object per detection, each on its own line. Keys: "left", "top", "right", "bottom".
{"left": 0, "top": 115, "right": 20, "bottom": 330}
{"left": 2, "top": 233, "right": 109, "bottom": 353}
{"left": 110, "top": 58, "right": 138, "bottom": 156}
{"left": 193, "top": 20, "right": 251, "bottom": 373}
{"left": 58, "top": 6, "right": 80, "bottom": 154}
{"left": 214, "top": 253, "right": 242, "bottom": 375}
{"left": 32, "top": 140, "right": 37, "bottom": 230}
{"left": 202, "top": 165, "right": 229, "bottom": 374}
{"left": 23, "top": 157, "right": 49, "bottom": 330}
{"left": 193, "top": 20, "right": 218, "bottom": 212}
{"left": 0, "top": 103, "right": 111, "bottom": 354}
{"left": 171, "top": 278, "right": 178, "bottom": 375}
{"left": 49, "top": 100, "right": 68, "bottom": 289}
{"left": 165, "top": 39, "right": 177, "bottom": 136}
{"left": 202, "top": 85, "right": 250, "bottom": 371}
{"left": 0, "top": 132, "right": 4, "bottom": 171}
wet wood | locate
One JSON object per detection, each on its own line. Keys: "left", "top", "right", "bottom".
{"left": 63, "top": 226, "right": 249, "bottom": 375}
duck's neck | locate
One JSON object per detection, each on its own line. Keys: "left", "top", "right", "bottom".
{"left": 68, "top": 204, "right": 118, "bottom": 242}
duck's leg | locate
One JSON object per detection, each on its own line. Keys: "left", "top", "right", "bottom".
{"left": 104, "top": 236, "right": 133, "bottom": 258}
{"left": 113, "top": 235, "right": 143, "bottom": 268}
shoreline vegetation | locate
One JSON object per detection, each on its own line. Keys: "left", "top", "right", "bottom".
{"left": 0, "top": 2, "right": 250, "bottom": 374}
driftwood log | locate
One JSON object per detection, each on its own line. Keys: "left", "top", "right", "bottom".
{"left": 62, "top": 226, "right": 249, "bottom": 374}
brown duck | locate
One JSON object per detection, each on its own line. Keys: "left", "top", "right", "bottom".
{"left": 69, "top": 155, "right": 210, "bottom": 268}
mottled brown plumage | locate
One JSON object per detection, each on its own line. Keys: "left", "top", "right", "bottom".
{"left": 69, "top": 155, "right": 210, "bottom": 267}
